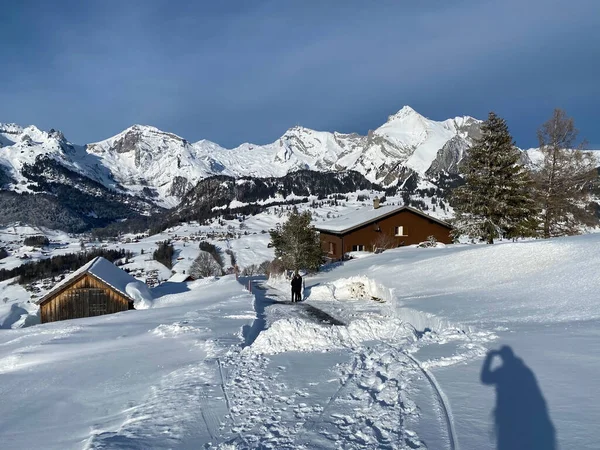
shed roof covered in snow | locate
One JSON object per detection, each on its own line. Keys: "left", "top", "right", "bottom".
{"left": 314, "top": 205, "right": 451, "bottom": 234}
{"left": 167, "top": 272, "right": 195, "bottom": 283}
{"left": 37, "top": 256, "right": 139, "bottom": 305}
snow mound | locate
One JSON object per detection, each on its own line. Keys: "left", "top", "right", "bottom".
{"left": 126, "top": 281, "right": 153, "bottom": 309}
{"left": 248, "top": 316, "right": 414, "bottom": 355}
{"left": 417, "top": 241, "right": 446, "bottom": 248}
{"left": 304, "top": 275, "right": 489, "bottom": 347}
{"left": 266, "top": 274, "right": 292, "bottom": 292}
{"left": 307, "top": 276, "right": 394, "bottom": 303}
{"left": 345, "top": 250, "right": 374, "bottom": 259}
{"left": 150, "top": 322, "right": 204, "bottom": 338}
{"left": 224, "top": 314, "right": 256, "bottom": 320}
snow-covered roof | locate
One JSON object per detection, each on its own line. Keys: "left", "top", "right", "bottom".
{"left": 37, "top": 256, "right": 139, "bottom": 305}
{"left": 168, "top": 272, "right": 194, "bottom": 283}
{"left": 314, "top": 205, "right": 452, "bottom": 234}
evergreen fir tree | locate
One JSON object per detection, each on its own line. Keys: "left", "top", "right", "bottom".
{"left": 269, "top": 208, "right": 323, "bottom": 272}
{"left": 153, "top": 240, "right": 175, "bottom": 269}
{"left": 451, "top": 112, "right": 538, "bottom": 243}
{"left": 534, "top": 108, "right": 598, "bottom": 238}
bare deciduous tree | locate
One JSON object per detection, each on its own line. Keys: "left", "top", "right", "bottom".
{"left": 241, "top": 264, "right": 259, "bottom": 276}
{"left": 371, "top": 233, "right": 397, "bottom": 252}
{"left": 258, "top": 260, "right": 271, "bottom": 275}
{"left": 535, "top": 108, "right": 598, "bottom": 238}
{"left": 190, "top": 252, "right": 222, "bottom": 278}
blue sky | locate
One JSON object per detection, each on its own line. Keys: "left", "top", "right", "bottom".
{"left": 1, "top": 0, "right": 599, "bottom": 148}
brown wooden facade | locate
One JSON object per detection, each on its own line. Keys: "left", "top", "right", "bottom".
{"left": 39, "top": 273, "right": 134, "bottom": 324}
{"left": 316, "top": 208, "right": 453, "bottom": 261}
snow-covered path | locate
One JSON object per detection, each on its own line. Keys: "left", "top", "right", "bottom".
{"left": 227, "top": 278, "right": 428, "bottom": 449}
{"left": 226, "top": 279, "right": 453, "bottom": 449}
{"left": 0, "top": 271, "right": 486, "bottom": 450}
{"left": 0, "top": 275, "right": 439, "bottom": 449}
{"left": 2, "top": 234, "right": 600, "bottom": 449}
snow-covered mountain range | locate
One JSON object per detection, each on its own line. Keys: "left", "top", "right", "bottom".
{"left": 1, "top": 106, "right": 482, "bottom": 208}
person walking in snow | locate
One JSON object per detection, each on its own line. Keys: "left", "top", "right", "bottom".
{"left": 291, "top": 272, "right": 302, "bottom": 302}
{"left": 290, "top": 272, "right": 296, "bottom": 302}
{"left": 296, "top": 272, "right": 303, "bottom": 302}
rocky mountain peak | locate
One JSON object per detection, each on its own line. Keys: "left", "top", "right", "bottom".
{"left": 91, "top": 124, "right": 188, "bottom": 156}
{"left": 0, "top": 123, "right": 24, "bottom": 135}
{"left": 386, "top": 105, "right": 423, "bottom": 122}
{"left": 282, "top": 125, "right": 312, "bottom": 138}
{"left": 48, "top": 128, "right": 66, "bottom": 142}
{"left": 1, "top": 106, "right": 490, "bottom": 209}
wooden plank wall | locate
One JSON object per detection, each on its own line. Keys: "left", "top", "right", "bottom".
{"left": 40, "top": 274, "right": 131, "bottom": 323}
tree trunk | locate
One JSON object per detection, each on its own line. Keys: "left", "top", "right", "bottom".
{"left": 487, "top": 221, "right": 495, "bottom": 244}
{"left": 543, "top": 206, "right": 551, "bottom": 239}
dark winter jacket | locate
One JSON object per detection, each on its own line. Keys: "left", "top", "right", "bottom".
{"left": 291, "top": 275, "right": 302, "bottom": 291}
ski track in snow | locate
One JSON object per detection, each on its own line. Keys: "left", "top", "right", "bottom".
{"left": 402, "top": 350, "right": 457, "bottom": 450}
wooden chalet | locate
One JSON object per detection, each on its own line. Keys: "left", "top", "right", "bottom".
{"left": 314, "top": 200, "right": 453, "bottom": 261}
{"left": 37, "top": 256, "right": 138, "bottom": 324}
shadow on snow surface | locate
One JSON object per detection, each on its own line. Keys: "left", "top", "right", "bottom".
{"left": 238, "top": 276, "right": 275, "bottom": 347}
{"left": 481, "top": 345, "right": 556, "bottom": 450}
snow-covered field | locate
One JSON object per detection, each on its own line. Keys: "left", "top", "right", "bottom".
{"left": 1, "top": 214, "right": 599, "bottom": 449}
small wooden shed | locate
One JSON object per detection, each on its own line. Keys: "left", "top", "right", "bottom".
{"left": 37, "top": 256, "right": 137, "bottom": 324}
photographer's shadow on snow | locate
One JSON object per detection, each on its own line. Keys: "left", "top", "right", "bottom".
{"left": 481, "top": 346, "right": 556, "bottom": 450}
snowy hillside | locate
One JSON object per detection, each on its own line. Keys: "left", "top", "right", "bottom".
{"left": 357, "top": 106, "right": 481, "bottom": 181}
{"left": 524, "top": 146, "right": 600, "bottom": 167}
{"left": 1, "top": 107, "right": 483, "bottom": 207}
{"left": 82, "top": 107, "right": 482, "bottom": 207}
{"left": 0, "top": 219, "right": 599, "bottom": 449}
{"left": 0, "top": 123, "right": 116, "bottom": 192}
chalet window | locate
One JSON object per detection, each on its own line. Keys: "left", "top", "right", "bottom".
{"left": 328, "top": 242, "right": 336, "bottom": 254}
{"left": 395, "top": 226, "right": 406, "bottom": 236}
{"left": 352, "top": 244, "right": 364, "bottom": 251}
